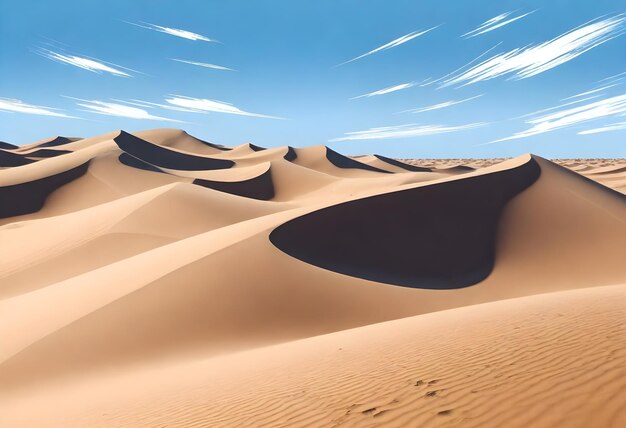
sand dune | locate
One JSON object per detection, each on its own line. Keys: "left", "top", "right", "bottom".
{"left": 1, "top": 128, "right": 624, "bottom": 427}
{"left": 114, "top": 131, "right": 234, "bottom": 170}
{"left": 0, "top": 141, "right": 18, "bottom": 150}
{"left": 0, "top": 149, "right": 35, "bottom": 167}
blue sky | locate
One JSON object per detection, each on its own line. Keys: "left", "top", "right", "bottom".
{"left": 1, "top": 0, "right": 625, "bottom": 158}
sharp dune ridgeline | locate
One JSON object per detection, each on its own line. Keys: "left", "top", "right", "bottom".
{"left": 1, "top": 128, "right": 625, "bottom": 427}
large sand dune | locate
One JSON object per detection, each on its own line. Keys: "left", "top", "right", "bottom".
{"left": 1, "top": 128, "right": 624, "bottom": 427}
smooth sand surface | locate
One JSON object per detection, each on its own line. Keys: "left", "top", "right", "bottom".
{"left": 1, "top": 128, "right": 624, "bottom": 427}
{"left": 3, "top": 284, "right": 623, "bottom": 428}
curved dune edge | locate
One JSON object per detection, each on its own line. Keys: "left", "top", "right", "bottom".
{"left": 21, "top": 149, "right": 72, "bottom": 158}
{"left": 326, "top": 146, "right": 390, "bottom": 173}
{"left": 0, "top": 161, "right": 90, "bottom": 218}
{"left": 0, "top": 141, "right": 18, "bottom": 150}
{"left": 270, "top": 155, "right": 540, "bottom": 289}
{"left": 356, "top": 154, "right": 432, "bottom": 173}
{"left": 113, "top": 131, "right": 234, "bottom": 171}
{"left": 0, "top": 149, "right": 35, "bottom": 167}
{"left": 193, "top": 164, "right": 275, "bottom": 200}
{"left": 374, "top": 154, "right": 431, "bottom": 172}
{"left": 3, "top": 284, "right": 624, "bottom": 428}
{"left": 133, "top": 128, "right": 231, "bottom": 154}
{"left": 118, "top": 152, "right": 163, "bottom": 173}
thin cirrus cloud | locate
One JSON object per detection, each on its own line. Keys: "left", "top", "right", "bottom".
{"left": 34, "top": 47, "right": 136, "bottom": 77}
{"left": 171, "top": 59, "right": 235, "bottom": 71}
{"left": 441, "top": 14, "right": 626, "bottom": 87}
{"left": 163, "top": 96, "right": 284, "bottom": 119}
{"left": 66, "top": 97, "right": 182, "bottom": 122}
{"left": 336, "top": 25, "right": 439, "bottom": 66}
{"left": 561, "top": 84, "right": 617, "bottom": 101}
{"left": 578, "top": 121, "right": 626, "bottom": 135}
{"left": 128, "top": 95, "right": 284, "bottom": 119}
{"left": 125, "top": 21, "right": 217, "bottom": 42}
{"left": 350, "top": 82, "right": 415, "bottom": 100}
{"left": 490, "top": 93, "right": 626, "bottom": 143}
{"left": 461, "top": 10, "right": 536, "bottom": 38}
{"left": 0, "top": 97, "right": 77, "bottom": 118}
{"left": 398, "top": 95, "right": 483, "bottom": 114}
{"left": 329, "top": 122, "right": 485, "bottom": 142}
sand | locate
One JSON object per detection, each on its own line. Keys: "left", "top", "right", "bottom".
{"left": 1, "top": 128, "right": 624, "bottom": 427}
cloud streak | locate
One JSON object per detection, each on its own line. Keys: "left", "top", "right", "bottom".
{"left": 562, "top": 85, "right": 617, "bottom": 101}
{"left": 127, "top": 96, "right": 283, "bottom": 119}
{"left": 442, "top": 14, "right": 625, "bottom": 87}
{"left": 171, "top": 59, "right": 235, "bottom": 71}
{"left": 398, "top": 95, "right": 483, "bottom": 114}
{"left": 163, "top": 95, "right": 283, "bottom": 119}
{"left": 67, "top": 97, "right": 181, "bottom": 122}
{"left": 350, "top": 82, "right": 415, "bottom": 99}
{"left": 35, "top": 48, "right": 135, "bottom": 77}
{"left": 462, "top": 10, "right": 536, "bottom": 38}
{"left": 0, "top": 97, "right": 77, "bottom": 118}
{"left": 578, "top": 121, "right": 626, "bottom": 135}
{"left": 126, "top": 21, "right": 216, "bottom": 42}
{"left": 491, "top": 93, "right": 626, "bottom": 143}
{"left": 329, "top": 122, "right": 485, "bottom": 142}
{"left": 336, "top": 26, "right": 439, "bottom": 66}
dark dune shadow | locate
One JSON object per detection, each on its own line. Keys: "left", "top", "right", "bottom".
{"left": 0, "top": 162, "right": 90, "bottom": 219}
{"left": 326, "top": 147, "right": 390, "bottom": 173}
{"left": 24, "top": 149, "right": 72, "bottom": 158}
{"left": 193, "top": 167, "right": 275, "bottom": 200}
{"left": 36, "top": 137, "right": 74, "bottom": 148}
{"left": 195, "top": 137, "right": 231, "bottom": 151}
{"left": 270, "top": 158, "right": 541, "bottom": 289}
{"left": 0, "top": 150, "right": 36, "bottom": 167}
{"left": 437, "top": 165, "right": 475, "bottom": 173}
{"left": 249, "top": 143, "right": 266, "bottom": 152}
{"left": 118, "top": 153, "right": 163, "bottom": 173}
{"left": 114, "top": 131, "right": 234, "bottom": 171}
{"left": 374, "top": 154, "right": 431, "bottom": 172}
{"left": 0, "top": 142, "right": 18, "bottom": 150}
{"left": 284, "top": 146, "right": 297, "bottom": 161}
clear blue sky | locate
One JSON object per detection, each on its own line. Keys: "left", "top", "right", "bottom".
{"left": 1, "top": 0, "right": 625, "bottom": 158}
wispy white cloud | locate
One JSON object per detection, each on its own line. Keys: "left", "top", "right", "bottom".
{"left": 598, "top": 71, "right": 626, "bottom": 85}
{"left": 66, "top": 97, "right": 181, "bottom": 122}
{"left": 151, "top": 95, "right": 284, "bottom": 119}
{"left": 398, "top": 95, "right": 483, "bottom": 114}
{"left": 126, "top": 21, "right": 216, "bottom": 42}
{"left": 0, "top": 97, "right": 77, "bottom": 118}
{"left": 462, "top": 10, "right": 536, "bottom": 38}
{"left": 561, "top": 84, "right": 617, "bottom": 101}
{"left": 350, "top": 82, "right": 415, "bottom": 99}
{"left": 336, "top": 26, "right": 439, "bottom": 66}
{"left": 171, "top": 59, "right": 235, "bottom": 71}
{"left": 329, "top": 122, "right": 485, "bottom": 142}
{"left": 442, "top": 14, "right": 626, "bottom": 87}
{"left": 578, "top": 121, "right": 626, "bottom": 135}
{"left": 490, "top": 93, "right": 626, "bottom": 143}
{"left": 514, "top": 94, "right": 610, "bottom": 121}
{"left": 34, "top": 47, "right": 135, "bottom": 77}
{"left": 426, "top": 43, "right": 503, "bottom": 87}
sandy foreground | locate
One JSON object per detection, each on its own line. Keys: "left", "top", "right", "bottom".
{"left": 1, "top": 128, "right": 625, "bottom": 427}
